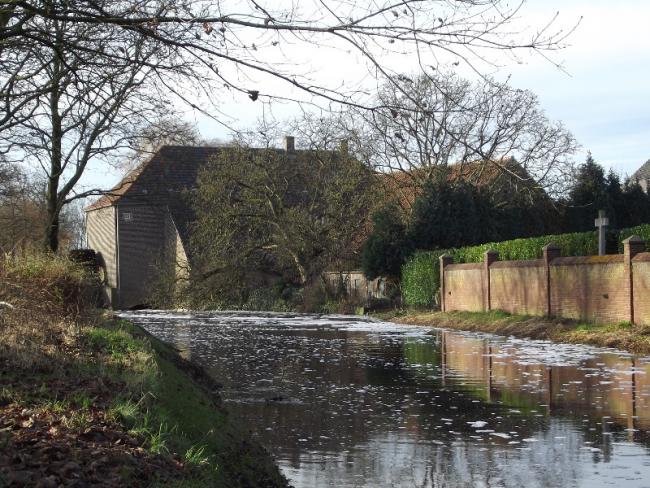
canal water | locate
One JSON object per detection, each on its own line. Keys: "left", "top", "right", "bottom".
{"left": 120, "top": 311, "right": 650, "bottom": 488}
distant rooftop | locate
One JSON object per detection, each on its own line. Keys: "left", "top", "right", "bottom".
{"left": 632, "top": 159, "right": 650, "bottom": 181}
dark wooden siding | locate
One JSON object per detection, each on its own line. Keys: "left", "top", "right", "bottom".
{"left": 117, "top": 204, "right": 168, "bottom": 309}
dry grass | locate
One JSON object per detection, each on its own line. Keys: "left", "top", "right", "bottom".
{"left": 385, "top": 310, "right": 650, "bottom": 354}
{"left": 0, "top": 253, "right": 288, "bottom": 487}
{"left": 0, "top": 253, "right": 94, "bottom": 371}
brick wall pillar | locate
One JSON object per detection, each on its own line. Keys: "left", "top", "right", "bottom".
{"left": 623, "top": 235, "right": 645, "bottom": 324}
{"left": 542, "top": 243, "right": 561, "bottom": 316}
{"left": 483, "top": 250, "right": 498, "bottom": 311}
{"left": 439, "top": 254, "right": 453, "bottom": 312}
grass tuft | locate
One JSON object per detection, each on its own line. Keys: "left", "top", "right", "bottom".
{"left": 184, "top": 444, "right": 211, "bottom": 467}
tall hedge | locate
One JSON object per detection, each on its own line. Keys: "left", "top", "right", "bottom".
{"left": 402, "top": 224, "right": 650, "bottom": 308}
{"left": 619, "top": 224, "right": 650, "bottom": 252}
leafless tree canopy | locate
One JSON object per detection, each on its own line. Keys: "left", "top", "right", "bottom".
{"left": 1, "top": 0, "right": 578, "bottom": 250}
{"left": 2, "top": 1, "right": 577, "bottom": 104}
{"left": 292, "top": 73, "right": 578, "bottom": 200}
{"left": 356, "top": 74, "right": 578, "bottom": 196}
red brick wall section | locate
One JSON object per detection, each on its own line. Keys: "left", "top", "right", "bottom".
{"left": 439, "top": 240, "right": 650, "bottom": 324}
{"left": 550, "top": 256, "right": 628, "bottom": 323}
{"left": 490, "top": 260, "right": 546, "bottom": 316}
{"left": 633, "top": 253, "right": 650, "bottom": 326}
{"left": 444, "top": 263, "right": 484, "bottom": 312}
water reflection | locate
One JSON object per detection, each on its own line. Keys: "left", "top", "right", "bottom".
{"left": 121, "top": 311, "right": 650, "bottom": 488}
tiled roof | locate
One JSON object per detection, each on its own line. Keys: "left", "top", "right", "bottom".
{"left": 632, "top": 159, "right": 650, "bottom": 181}
{"left": 84, "top": 144, "right": 342, "bottom": 246}
{"left": 84, "top": 146, "right": 227, "bottom": 211}
{"left": 377, "top": 158, "right": 534, "bottom": 211}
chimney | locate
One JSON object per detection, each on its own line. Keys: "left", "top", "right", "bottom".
{"left": 284, "top": 135, "right": 295, "bottom": 152}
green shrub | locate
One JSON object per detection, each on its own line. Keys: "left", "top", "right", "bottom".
{"left": 401, "top": 250, "right": 447, "bottom": 308}
{"left": 618, "top": 224, "right": 650, "bottom": 252}
{"left": 401, "top": 224, "right": 650, "bottom": 308}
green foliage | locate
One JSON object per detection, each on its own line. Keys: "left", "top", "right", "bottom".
{"left": 241, "top": 285, "right": 297, "bottom": 312}
{"left": 619, "top": 224, "right": 650, "bottom": 252}
{"left": 189, "top": 145, "right": 372, "bottom": 309}
{"left": 408, "top": 178, "right": 494, "bottom": 250}
{"left": 86, "top": 327, "right": 143, "bottom": 357}
{"left": 562, "top": 155, "right": 650, "bottom": 231}
{"left": 361, "top": 204, "right": 412, "bottom": 280}
{"left": 184, "top": 444, "right": 211, "bottom": 467}
{"left": 563, "top": 154, "right": 610, "bottom": 232}
{"left": 401, "top": 224, "right": 650, "bottom": 308}
{"left": 401, "top": 251, "right": 444, "bottom": 308}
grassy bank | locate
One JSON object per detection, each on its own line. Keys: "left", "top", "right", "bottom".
{"left": 0, "top": 254, "right": 287, "bottom": 487}
{"left": 380, "top": 309, "right": 650, "bottom": 354}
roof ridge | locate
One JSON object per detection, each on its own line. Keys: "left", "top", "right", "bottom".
{"left": 84, "top": 148, "right": 168, "bottom": 211}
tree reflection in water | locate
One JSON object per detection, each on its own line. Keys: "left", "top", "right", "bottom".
{"left": 122, "top": 311, "right": 650, "bottom": 488}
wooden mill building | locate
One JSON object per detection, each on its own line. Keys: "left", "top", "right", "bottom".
{"left": 85, "top": 137, "right": 346, "bottom": 309}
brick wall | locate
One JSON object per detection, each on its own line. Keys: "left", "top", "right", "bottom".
{"left": 633, "top": 254, "right": 650, "bottom": 326}
{"left": 439, "top": 236, "right": 649, "bottom": 325}
{"left": 490, "top": 260, "right": 546, "bottom": 316}
{"left": 550, "top": 256, "right": 627, "bottom": 323}
{"left": 444, "top": 263, "right": 484, "bottom": 312}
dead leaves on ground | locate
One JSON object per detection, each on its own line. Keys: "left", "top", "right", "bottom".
{"left": 0, "top": 369, "right": 188, "bottom": 487}
{"left": 0, "top": 404, "right": 185, "bottom": 487}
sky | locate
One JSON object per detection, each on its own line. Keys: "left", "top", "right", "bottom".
{"left": 504, "top": 0, "right": 650, "bottom": 176}
{"left": 83, "top": 0, "right": 650, "bottom": 193}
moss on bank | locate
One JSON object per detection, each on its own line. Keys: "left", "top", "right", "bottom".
{"left": 0, "top": 254, "right": 287, "bottom": 487}
{"left": 109, "top": 318, "right": 289, "bottom": 487}
{"left": 380, "top": 310, "right": 650, "bottom": 354}
{"left": 1, "top": 316, "right": 288, "bottom": 487}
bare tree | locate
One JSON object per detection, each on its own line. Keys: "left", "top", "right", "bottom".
{"left": 1, "top": 10, "right": 172, "bottom": 251}
{"left": 1, "top": 1, "right": 578, "bottom": 251}
{"left": 190, "top": 143, "right": 372, "bottom": 304}
{"left": 307, "top": 73, "right": 579, "bottom": 204}
{"left": 118, "top": 117, "right": 204, "bottom": 172}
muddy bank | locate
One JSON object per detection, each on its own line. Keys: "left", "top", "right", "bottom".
{"left": 380, "top": 310, "right": 650, "bottom": 354}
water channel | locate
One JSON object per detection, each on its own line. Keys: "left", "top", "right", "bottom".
{"left": 120, "top": 311, "right": 650, "bottom": 488}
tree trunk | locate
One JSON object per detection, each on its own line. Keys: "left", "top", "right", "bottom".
{"left": 45, "top": 44, "right": 63, "bottom": 253}
{"left": 44, "top": 209, "right": 60, "bottom": 253}
{"left": 289, "top": 251, "right": 308, "bottom": 285}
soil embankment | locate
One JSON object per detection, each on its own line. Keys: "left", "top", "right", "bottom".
{"left": 0, "top": 254, "right": 288, "bottom": 487}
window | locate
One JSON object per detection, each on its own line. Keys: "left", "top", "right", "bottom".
{"left": 122, "top": 212, "right": 133, "bottom": 222}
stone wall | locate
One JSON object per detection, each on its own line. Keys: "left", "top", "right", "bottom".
{"left": 439, "top": 236, "right": 649, "bottom": 325}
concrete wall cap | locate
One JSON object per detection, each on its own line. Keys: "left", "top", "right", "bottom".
{"left": 622, "top": 235, "right": 645, "bottom": 244}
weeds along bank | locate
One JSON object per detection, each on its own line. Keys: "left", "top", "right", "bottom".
{"left": 381, "top": 310, "right": 650, "bottom": 355}
{"left": 0, "top": 254, "right": 287, "bottom": 487}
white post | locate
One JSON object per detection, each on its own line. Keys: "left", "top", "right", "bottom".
{"left": 594, "top": 209, "right": 609, "bottom": 256}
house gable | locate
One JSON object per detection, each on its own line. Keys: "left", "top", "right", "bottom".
{"left": 632, "top": 159, "right": 650, "bottom": 193}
